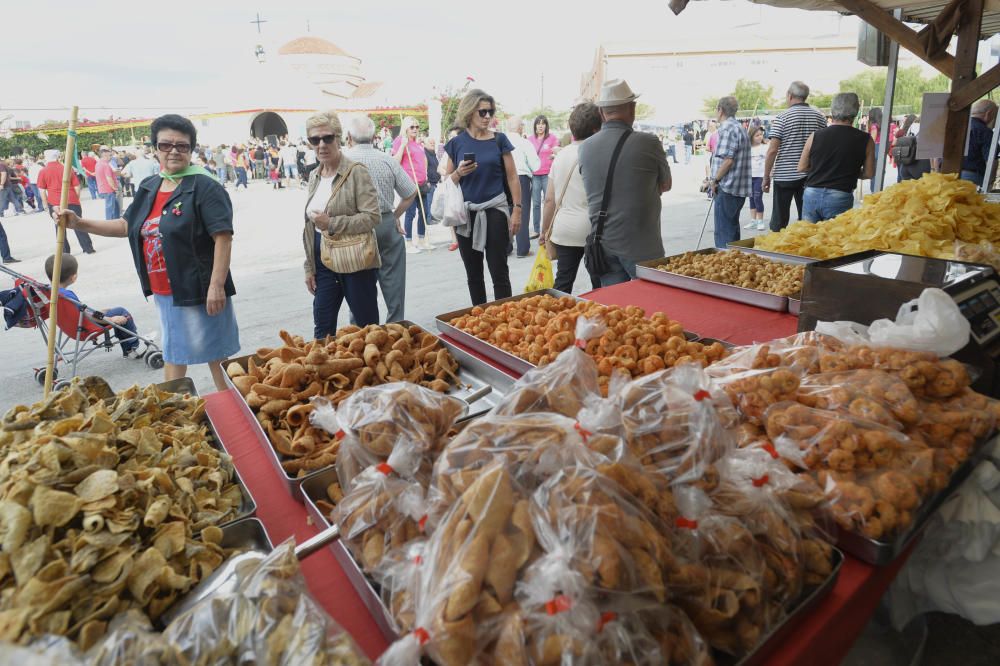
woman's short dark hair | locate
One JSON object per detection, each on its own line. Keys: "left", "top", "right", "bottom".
{"left": 150, "top": 114, "right": 197, "bottom": 147}
{"left": 533, "top": 115, "right": 550, "bottom": 139}
{"left": 568, "top": 103, "right": 601, "bottom": 141}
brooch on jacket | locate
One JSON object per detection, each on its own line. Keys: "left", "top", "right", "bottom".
{"left": 172, "top": 202, "right": 183, "bottom": 217}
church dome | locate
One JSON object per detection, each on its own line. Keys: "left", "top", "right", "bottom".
{"left": 278, "top": 36, "right": 355, "bottom": 59}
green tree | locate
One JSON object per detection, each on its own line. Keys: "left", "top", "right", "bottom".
{"left": 810, "top": 92, "right": 834, "bottom": 110}
{"left": 838, "top": 66, "right": 952, "bottom": 114}
{"left": 635, "top": 102, "right": 656, "bottom": 120}
{"left": 703, "top": 79, "right": 776, "bottom": 115}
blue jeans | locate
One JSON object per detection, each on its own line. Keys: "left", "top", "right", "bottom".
{"left": 961, "top": 170, "right": 985, "bottom": 188}
{"left": 235, "top": 167, "right": 248, "bottom": 188}
{"left": 216, "top": 167, "right": 227, "bottom": 186}
{"left": 0, "top": 187, "right": 24, "bottom": 216}
{"left": 684, "top": 145, "right": 693, "bottom": 164}
{"left": 312, "top": 233, "right": 379, "bottom": 338}
{"left": 531, "top": 174, "right": 548, "bottom": 234}
{"left": 101, "top": 192, "right": 120, "bottom": 220}
{"left": 86, "top": 175, "right": 98, "bottom": 199}
{"left": 29, "top": 184, "right": 44, "bottom": 211}
{"left": 514, "top": 175, "right": 533, "bottom": 255}
{"left": 404, "top": 190, "right": 429, "bottom": 240}
{"left": 802, "top": 187, "right": 854, "bottom": 223}
{"left": 598, "top": 253, "right": 637, "bottom": 287}
{"left": 749, "top": 177, "right": 764, "bottom": 213}
{"left": 713, "top": 189, "right": 745, "bottom": 248}
{"left": 102, "top": 306, "right": 139, "bottom": 353}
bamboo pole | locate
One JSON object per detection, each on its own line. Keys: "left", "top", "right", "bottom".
{"left": 43, "top": 106, "right": 79, "bottom": 396}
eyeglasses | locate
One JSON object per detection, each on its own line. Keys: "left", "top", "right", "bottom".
{"left": 157, "top": 142, "right": 191, "bottom": 154}
{"left": 477, "top": 108, "right": 496, "bottom": 118}
{"left": 409, "top": 125, "right": 419, "bottom": 130}
{"left": 308, "top": 134, "right": 338, "bottom": 146}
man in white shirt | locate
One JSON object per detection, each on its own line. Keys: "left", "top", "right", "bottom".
{"left": 506, "top": 117, "right": 541, "bottom": 257}
{"left": 123, "top": 148, "right": 161, "bottom": 190}
{"left": 279, "top": 141, "right": 299, "bottom": 188}
{"left": 26, "top": 156, "right": 45, "bottom": 214}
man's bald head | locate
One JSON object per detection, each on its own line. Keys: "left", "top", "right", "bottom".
{"left": 972, "top": 99, "right": 998, "bottom": 118}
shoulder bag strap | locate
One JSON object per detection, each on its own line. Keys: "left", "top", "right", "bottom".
{"left": 555, "top": 156, "right": 578, "bottom": 212}
{"left": 594, "top": 130, "right": 632, "bottom": 240}
{"left": 326, "top": 163, "right": 358, "bottom": 209}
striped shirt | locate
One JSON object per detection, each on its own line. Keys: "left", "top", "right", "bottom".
{"left": 344, "top": 144, "right": 418, "bottom": 214}
{"left": 768, "top": 103, "right": 827, "bottom": 182}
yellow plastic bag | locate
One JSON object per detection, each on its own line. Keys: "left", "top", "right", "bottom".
{"left": 524, "top": 250, "right": 554, "bottom": 292}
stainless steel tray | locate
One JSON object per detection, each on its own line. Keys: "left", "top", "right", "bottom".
{"left": 733, "top": 547, "right": 844, "bottom": 666}
{"left": 788, "top": 297, "right": 801, "bottom": 316}
{"left": 436, "top": 288, "right": 699, "bottom": 375}
{"left": 219, "top": 516, "right": 273, "bottom": 552}
{"left": 636, "top": 250, "right": 792, "bottom": 312}
{"left": 154, "top": 378, "right": 258, "bottom": 529}
{"left": 301, "top": 468, "right": 398, "bottom": 643}
{"left": 696, "top": 337, "right": 737, "bottom": 350}
{"left": 223, "top": 322, "right": 515, "bottom": 500}
{"left": 727, "top": 238, "right": 818, "bottom": 265}
{"left": 835, "top": 442, "right": 991, "bottom": 565}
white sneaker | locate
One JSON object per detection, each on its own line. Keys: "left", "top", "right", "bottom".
{"left": 743, "top": 221, "right": 755, "bottom": 229}
{"left": 418, "top": 237, "right": 434, "bottom": 250}
{"left": 405, "top": 241, "right": 421, "bottom": 254}
{"left": 756, "top": 221, "right": 767, "bottom": 231}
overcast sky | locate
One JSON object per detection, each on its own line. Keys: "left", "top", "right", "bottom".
{"left": 4, "top": 0, "right": 879, "bottom": 123}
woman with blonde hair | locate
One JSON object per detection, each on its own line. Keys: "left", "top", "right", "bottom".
{"left": 392, "top": 116, "right": 430, "bottom": 252}
{"left": 302, "top": 110, "right": 382, "bottom": 337}
{"left": 443, "top": 89, "right": 521, "bottom": 306}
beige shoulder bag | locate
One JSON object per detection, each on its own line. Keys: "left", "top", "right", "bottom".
{"left": 319, "top": 164, "right": 380, "bottom": 274}
{"left": 545, "top": 157, "right": 578, "bottom": 260}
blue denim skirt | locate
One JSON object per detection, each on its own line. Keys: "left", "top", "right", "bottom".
{"left": 153, "top": 294, "right": 240, "bottom": 365}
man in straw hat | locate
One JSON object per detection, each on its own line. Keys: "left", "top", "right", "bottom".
{"left": 578, "top": 78, "right": 671, "bottom": 287}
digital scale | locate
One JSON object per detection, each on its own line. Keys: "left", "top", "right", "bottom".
{"left": 798, "top": 251, "right": 1000, "bottom": 396}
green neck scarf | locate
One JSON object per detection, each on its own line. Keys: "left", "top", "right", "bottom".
{"left": 159, "top": 165, "right": 220, "bottom": 184}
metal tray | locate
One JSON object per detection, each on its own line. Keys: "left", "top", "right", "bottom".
{"left": 731, "top": 547, "right": 844, "bottom": 666}
{"left": 636, "top": 250, "right": 793, "bottom": 312}
{"left": 788, "top": 297, "right": 801, "bottom": 316}
{"left": 696, "top": 337, "right": 737, "bottom": 350}
{"left": 223, "top": 322, "right": 515, "bottom": 500}
{"left": 219, "top": 516, "right": 274, "bottom": 552}
{"left": 154, "top": 378, "right": 258, "bottom": 529}
{"left": 301, "top": 468, "right": 399, "bottom": 643}
{"left": 727, "top": 238, "right": 818, "bottom": 265}
{"left": 835, "top": 442, "right": 991, "bottom": 565}
{"left": 436, "top": 288, "right": 699, "bottom": 375}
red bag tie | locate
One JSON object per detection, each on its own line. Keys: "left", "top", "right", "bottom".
{"left": 335, "top": 429, "right": 345, "bottom": 440}
{"left": 573, "top": 422, "right": 592, "bottom": 443}
{"left": 376, "top": 462, "right": 395, "bottom": 476}
{"left": 413, "top": 627, "right": 430, "bottom": 645}
{"left": 752, "top": 474, "right": 770, "bottom": 487}
{"left": 413, "top": 554, "right": 423, "bottom": 565}
{"left": 574, "top": 338, "right": 587, "bottom": 349}
{"left": 545, "top": 594, "right": 573, "bottom": 615}
{"left": 597, "top": 611, "right": 618, "bottom": 632}
{"left": 693, "top": 389, "right": 711, "bottom": 402}
{"left": 761, "top": 442, "right": 779, "bottom": 459}
{"left": 675, "top": 517, "right": 698, "bottom": 529}
{"left": 418, "top": 514, "right": 428, "bottom": 532}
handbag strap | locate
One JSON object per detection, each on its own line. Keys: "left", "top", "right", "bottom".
{"left": 593, "top": 130, "right": 632, "bottom": 240}
{"left": 555, "top": 156, "right": 578, "bottom": 212}
{"left": 325, "top": 163, "right": 358, "bottom": 210}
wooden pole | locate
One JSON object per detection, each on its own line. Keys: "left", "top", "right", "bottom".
{"left": 43, "top": 106, "right": 79, "bottom": 396}
{"left": 941, "top": 0, "right": 984, "bottom": 174}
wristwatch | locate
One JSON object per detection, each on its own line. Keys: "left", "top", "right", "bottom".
{"left": 513, "top": 203, "right": 522, "bottom": 208}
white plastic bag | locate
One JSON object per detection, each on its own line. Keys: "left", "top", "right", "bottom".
{"left": 433, "top": 178, "right": 469, "bottom": 228}
{"left": 816, "top": 288, "right": 970, "bottom": 356}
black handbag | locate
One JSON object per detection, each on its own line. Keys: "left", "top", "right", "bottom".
{"left": 584, "top": 130, "right": 632, "bottom": 277}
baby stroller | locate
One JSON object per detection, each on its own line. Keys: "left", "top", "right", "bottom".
{"left": 0, "top": 264, "right": 164, "bottom": 389}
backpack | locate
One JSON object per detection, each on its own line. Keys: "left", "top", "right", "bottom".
{"left": 892, "top": 135, "right": 918, "bottom": 166}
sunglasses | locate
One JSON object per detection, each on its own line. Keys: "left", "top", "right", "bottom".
{"left": 477, "top": 108, "right": 496, "bottom": 118}
{"left": 308, "top": 134, "right": 338, "bottom": 146}
{"left": 408, "top": 125, "right": 419, "bottom": 130}
{"left": 157, "top": 142, "right": 191, "bottom": 154}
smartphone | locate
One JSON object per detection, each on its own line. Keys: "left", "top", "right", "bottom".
{"left": 463, "top": 152, "right": 476, "bottom": 164}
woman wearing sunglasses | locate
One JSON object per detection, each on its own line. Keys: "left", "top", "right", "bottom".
{"left": 392, "top": 116, "right": 430, "bottom": 253}
{"left": 443, "top": 89, "right": 521, "bottom": 306}
{"left": 303, "top": 111, "right": 381, "bottom": 338}
{"left": 54, "top": 113, "right": 240, "bottom": 391}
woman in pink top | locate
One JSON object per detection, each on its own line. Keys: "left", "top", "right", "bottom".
{"left": 392, "top": 116, "right": 431, "bottom": 251}
{"left": 528, "top": 115, "right": 560, "bottom": 236}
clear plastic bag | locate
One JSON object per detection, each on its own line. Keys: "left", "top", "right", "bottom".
{"left": 810, "top": 345, "right": 971, "bottom": 400}
{"left": 913, "top": 388, "right": 1000, "bottom": 461}
{"left": 797, "top": 369, "right": 921, "bottom": 429}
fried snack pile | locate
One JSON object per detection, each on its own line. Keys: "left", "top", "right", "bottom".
{"left": 0, "top": 379, "right": 244, "bottom": 648}
{"left": 447, "top": 294, "right": 727, "bottom": 391}
{"left": 754, "top": 173, "right": 1000, "bottom": 259}
{"left": 226, "top": 325, "right": 462, "bottom": 477}
{"left": 657, "top": 250, "right": 804, "bottom": 296}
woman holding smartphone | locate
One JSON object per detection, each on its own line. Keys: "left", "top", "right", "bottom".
{"left": 443, "top": 89, "right": 521, "bottom": 306}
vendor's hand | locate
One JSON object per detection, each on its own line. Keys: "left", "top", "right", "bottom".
{"left": 52, "top": 207, "right": 80, "bottom": 229}
{"left": 305, "top": 274, "right": 317, "bottom": 295}
{"left": 762, "top": 179, "right": 771, "bottom": 194}
{"left": 309, "top": 210, "right": 331, "bottom": 231}
{"left": 510, "top": 209, "right": 522, "bottom": 236}
{"left": 206, "top": 284, "right": 226, "bottom": 317}
{"left": 455, "top": 160, "right": 477, "bottom": 178}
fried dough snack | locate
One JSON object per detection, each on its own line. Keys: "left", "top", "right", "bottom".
{"left": 797, "top": 370, "right": 920, "bottom": 429}
{"left": 447, "top": 294, "right": 727, "bottom": 394}
{"left": 658, "top": 250, "right": 804, "bottom": 296}
{"left": 813, "top": 345, "right": 970, "bottom": 400}
{"left": 754, "top": 173, "right": 1000, "bottom": 259}
{"left": 912, "top": 388, "right": 1000, "bottom": 462}
{"left": 226, "top": 325, "right": 462, "bottom": 478}
{"left": 0, "top": 379, "right": 242, "bottom": 648}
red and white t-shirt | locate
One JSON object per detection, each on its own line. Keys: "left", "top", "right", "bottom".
{"left": 142, "top": 190, "right": 173, "bottom": 295}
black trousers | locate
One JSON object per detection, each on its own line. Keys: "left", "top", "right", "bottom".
{"left": 769, "top": 178, "right": 806, "bottom": 232}
{"left": 48, "top": 203, "right": 95, "bottom": 253}
{"left": 456, "top": 208, "right": 512, "bottom": 306}
{"left": 312, "top": 233, "right": 379, "bottom": 339}
{"left": 552, "top": 242, "right": 600, "bottom": 294}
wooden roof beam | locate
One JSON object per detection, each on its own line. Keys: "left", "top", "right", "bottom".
{"left": 836, "top": 0, "right": 956, "bottom": 78}
{"left": 949, "top": 61, "right": 1000, "bottom": 109}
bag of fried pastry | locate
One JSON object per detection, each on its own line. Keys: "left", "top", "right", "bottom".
{"left": 370, "top": 539, "right": 428, "bottom": 634}
{"left": 308, "top": 381, "right": 466, "bottom": 493}
{"left": 616, "top": 362, "right": 738, "bottom": 485}
{"left": 797, "top": 369, "right": 921, "bottom": 430}
{"left": 765, "top": 400, "right": 935, "bottom": 541}
{"left": 594, "top": 607, "right": 715, "bottom": 666}
{"left": 911, "top": 386, "right": 1000, "bottom": 467}
{"left": 493, "top": 316, "right": 609, "bottom": 418}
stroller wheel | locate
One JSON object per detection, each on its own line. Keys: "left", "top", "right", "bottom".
{"left": 53, "top": 380, "right": 71, "bottom": 392}
{"left": 34, "top": 367, "right": 57, "bottom": 387}
{"left": 145, "top": 351, "right": 165, "bottom": 370}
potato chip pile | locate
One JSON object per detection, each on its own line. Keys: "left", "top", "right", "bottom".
{"left": 754, "top": 173, "right": 1000, "bottom": 259}
{"left": 0, "top": 379, "right": 243, "bottom": 648}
